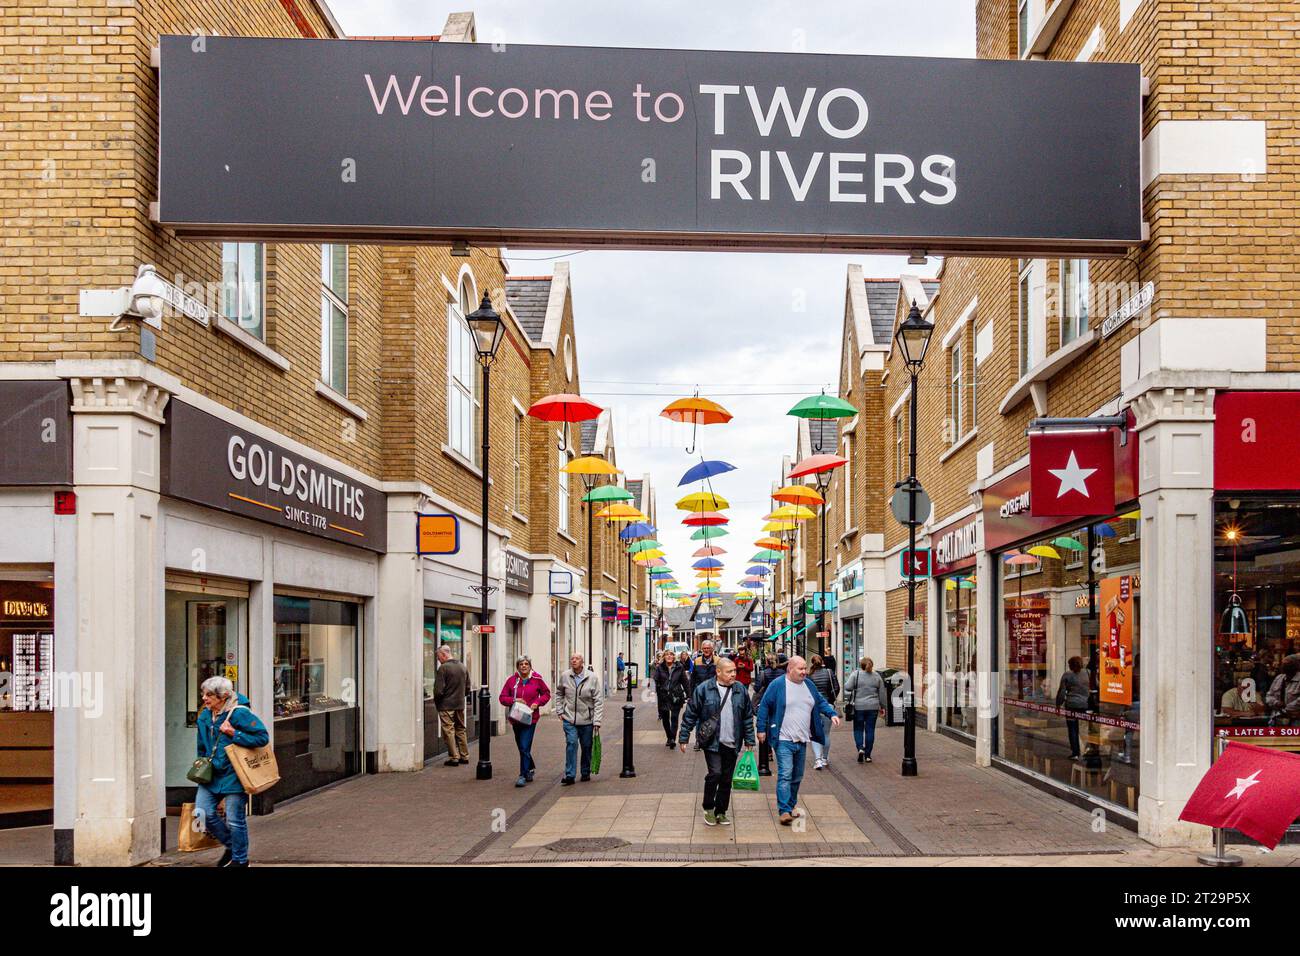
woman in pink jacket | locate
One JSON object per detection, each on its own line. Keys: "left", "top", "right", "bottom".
{"left": 499, "top": 655, "right": 551, "bottom": 788}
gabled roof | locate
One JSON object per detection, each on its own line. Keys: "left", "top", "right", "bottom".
{"left": 579, "top": 419, "right": 598, "bottom": 455}
{"left": 865, "top": 279, "right": 903, "bottom": 347}
{"left": 807, "top": 418, "right": 841, "bottom": 455}
{"left": 504, "top": 276, "right": 552, "bottom": 344}
{"left": 626, "top": 479, "right": 643, "bottom": 507}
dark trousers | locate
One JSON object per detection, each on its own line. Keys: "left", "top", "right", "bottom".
{"left": 659, "top": 703, "right": 683, "bottom": 743}
{"left": 703, "top": 744, "right": 739, "bottom": 814}
{"left": 1065, "top": 709, "right": 1084, "bottom": 756}
{"left": 512, "top": 721, "right": 537, "bottom": 777}
{"left": 852, "top": 708, "right": 879, "bottom": 757}
{"left": 758, "top": 737, "right": 772, "bottom": 772}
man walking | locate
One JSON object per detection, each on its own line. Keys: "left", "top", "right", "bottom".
{"left": 556, "top": 653, "right": 603, "bottom": 784}
{"left": 756, "top": 656, "right": 840, "bottom": 825}
{"left": 679, "top": 656, "right": 755, "bottom": 826}
{"left": 616, "top": 651, "right": 626, "bottom": 690}
{"left": 433, "top": 645, "right": 469, "bottom": 767}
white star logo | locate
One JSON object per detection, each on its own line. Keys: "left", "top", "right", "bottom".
{"left": 1226, "top": 769, "right": 1262, "bottom": 800}
{"left": 913, "top": 557, "right": 926, "bottom": 573}
{"left": 1048, "top": 451, "right": 1097, "bottom": 499}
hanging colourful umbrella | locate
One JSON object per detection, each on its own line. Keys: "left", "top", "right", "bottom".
{"left": 746, "top": 565, "right": 773, "bottom": 575}
{"left": 1052, "top": 536, "right": 1086, "bottom": 551}
{"left": 767, "top": 504, "right": 817, "bottom": 521}
{"left": 754, "top": 536, "right": 790, "bottom": 550}
{"left": 691, "top": 527, "right": 728, "bottom": 540}
{"left": 751, "top": 551, "right": 784, "bottom": 563}
{"left": 1119, "top": 509, "right": 1141, "bottom": 521}
{"left": 762, "top": 520, "right": 798, "bottom": 533}
{"left": 1027, "top": 545, "right": 1061, "bottom": 560}
{"left": 788, "top": 393, "right": 857, "bottom": 420}
{"left": 693, "top": 545, "right": 727, "bottom": 557}
{"left": 1092, "top": 523, "right": 1118, "bottom": 538}
{"left": 693, "top": 558, "right": 724, "bottom": 569}
{"left": 527, "top": 393, "right": 604, "bottom": 450}
{"left": 772, "top": 484, "right": 825, "bottom": 506}
{"left": 678, "top": 459, "right": 737, "bottom": 485}
{"left": 597, "top": 503, "right": 645, "bottom": 520}
{"left": 562, "top": 456, "right": 621, "bottom": 477}
{"left": 676, "top": 491, "right": 730, "bottom": 511}
{"left": 632, "top": 550, "right": 665, "bottom": 562}
{"left": 582, "top": 484, "right": 633, "bottom": 503}
{"left": 682, "top": 511, "right": 729, "bottom": 526}
{"left": 662, "top": 395, "right": 733, "bottom": 453}
{"left": 626, "top": 539, "right": 662, "bottom": 553}
{"left": 787, "top": 453, "right": 849, "bottom": 480}
{"left": 619, "top": 522, "right": 655, "bottom": 539}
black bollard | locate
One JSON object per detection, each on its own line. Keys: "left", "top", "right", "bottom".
{"left": 619, "top": 703, "right": 636, "bottom": 778}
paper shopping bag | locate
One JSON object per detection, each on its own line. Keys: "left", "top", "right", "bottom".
{"left": 225, "top": 742, "right": 281, "bottom": 794}
{"left": 178, "top": 802, "right": 223, "bottom": 852}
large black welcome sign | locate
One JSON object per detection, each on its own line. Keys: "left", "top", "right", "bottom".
{"left": 157, "top": 36, "right": 1141, "bottom": 255}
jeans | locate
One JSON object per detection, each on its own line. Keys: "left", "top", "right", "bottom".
{"left": 512, "top": 720, "right": 537, "bottom": 777}
{"left": 194, "top": 783, "right": 248, "bottom": 864}
{"left": 774, "top": 740, "right": 808, "bottom": 815}
{"left": 562, "top": 720, "right": 594, "bottom": 779}
{"left": 703, "top": 744, "right": 739, "bottom": 814}
{"left": 659, "top": 703, "right": 683, "bottom": 743}
{"left": 852, "top": 708, "right": 879, "bottom": 757}
{"left": 810, "top": 715, "right": 833, "bottom": 763}
{"left": 1065, "top": 708, "right": 1084, "bottom": 756}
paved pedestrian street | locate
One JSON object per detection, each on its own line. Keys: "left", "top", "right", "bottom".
{"left": 98, "top": 697, "right": 1286, "bottom": 868}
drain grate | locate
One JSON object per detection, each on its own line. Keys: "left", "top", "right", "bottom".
{"left": 544, "top": 837, "right": 630, "bottom": 853}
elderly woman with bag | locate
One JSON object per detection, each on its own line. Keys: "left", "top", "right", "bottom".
{"left": 190, "top": 676, "right": 269, "bottom": 867}
{"left": 499, "top": 656, "right": 551, "bottom": 788}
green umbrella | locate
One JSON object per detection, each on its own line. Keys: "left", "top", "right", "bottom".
{"left": 627, "top": 539, "right": 662, "bottom": 553}
{"left": 1052, "top": 535, "right": 1086, "bottom": 551}
{"left": 582, "top": 484, "right": 634, "bottom": 503}
{"left": 648, "top": 567, "right": 674, "bottom": 576}
{"left": 787, "top": 393, "right": 857, "bottom": 419}
{"left": 751, "top": 549, "right": 785, "bottom": 561}
{"left": 690, "top": 526, "right": 728, "bottom": 540}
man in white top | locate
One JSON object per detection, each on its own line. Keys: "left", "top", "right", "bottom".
{"left": 756, "top": 656, "right": 840, "bottom": 824}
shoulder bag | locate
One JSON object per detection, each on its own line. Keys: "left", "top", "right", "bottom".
{"left": 186, "top": 712, "right": 220, "bottom": 785}
{"left": 509, "top": 676, "right": 534, "bottom": 725}
{"left": 696, "top": 684, "right": 734, "bottom": 746}
{"left": 843, "top": 671, "right": 857, "bottom": 721}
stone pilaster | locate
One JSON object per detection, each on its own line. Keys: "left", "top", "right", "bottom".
{"left": 1132, "top": 386, "right": 1216, "bottom": 847}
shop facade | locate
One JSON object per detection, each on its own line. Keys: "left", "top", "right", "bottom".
{"left": 930, "top": 510, "right": 981, "bottom": 743}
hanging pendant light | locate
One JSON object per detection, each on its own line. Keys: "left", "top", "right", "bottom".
{"left": 1219, "top": 527, "right": 1250, "bottom": 636}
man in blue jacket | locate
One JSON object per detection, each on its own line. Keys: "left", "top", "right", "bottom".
{"left": 756, "top": 656, "right": 840, "bottom": 825}
{"left": 196, "top": 677, "right": 269, "bottom": 867}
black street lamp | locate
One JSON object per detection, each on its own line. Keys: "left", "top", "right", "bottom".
{"left": 814, "top": 468, "right": 832, "bottom": 657}
{"left": 894, "top": 300, "right": 934, "bottom": 779}
{"left": 466, "top": 292, "right": 506, "bottom": 781}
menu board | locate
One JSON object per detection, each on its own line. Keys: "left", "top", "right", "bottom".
{"left": 1099, "top": 575, "right": 1134, "bottom": 705}
{"left": 1006, "top": 598, "right": 1048, "bottom": 699}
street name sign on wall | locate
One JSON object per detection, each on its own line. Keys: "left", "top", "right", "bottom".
{"left": 157, "top": 36, "right": 1141, "bottom": 256}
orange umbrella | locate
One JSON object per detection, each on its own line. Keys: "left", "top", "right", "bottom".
{"left": 754, "top": 537, "right": 790, "bottom": 550}
{"left": 661, "top": 394, "right": 733, "bottom": 453}
{"left": 772, "top": 484, "right": 825, "bottom": 506}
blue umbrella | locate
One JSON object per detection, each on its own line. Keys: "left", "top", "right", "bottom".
{"left": 678, "top": 459, "right": 737, "bottom": 486}
{"left": 1092, "top": 523, "right": 1117, "bottom": 538}
{"left": 746, "top": 565, "right": 773, "bottom": 575}
{"left": 620, "top": 522, "right": 656, "bottom": 539}
{"left": 693, "top": 557, "right": 724, "bottom": 570}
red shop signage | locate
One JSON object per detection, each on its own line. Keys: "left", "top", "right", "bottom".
{"left": 983, "top": 409, "right": 1138, "bottom": 552}
{"left": 1214, "top": 392, "right": 1300, "bottom": 491}
{"left": 932, "top": 512, "right": 980, "bottom": 576}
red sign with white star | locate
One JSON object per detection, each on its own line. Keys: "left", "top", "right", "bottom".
{"left": 1179, "top": 741, "right": 1300, "bottom": 849}
{"left": 1028, "top": 430, "right": 1116, "bottom": 517}
{"left": 900, "top": 548, "right": 930, "bottom": 578}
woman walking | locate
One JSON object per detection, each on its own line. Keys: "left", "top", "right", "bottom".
{"left": 499, "top": 655, "right": 551, "bottom": 787}
{"left": 652, "top": 649, "right": 691, "bottom": 747}
{"left": 194, "top": 676, "right": 269, "bottom": 867}
{"left": 845, "top": 657, "right": 885, "bottom": 763}
{"left": 808, "top": 655, "right": 839, "bottom": 770}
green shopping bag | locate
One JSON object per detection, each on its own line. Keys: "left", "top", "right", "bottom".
{"left": 590, "top": 733, "right": 602, "bottom": 775}
{"left": 732, "top": 749, "right": 760, "bottom": 791}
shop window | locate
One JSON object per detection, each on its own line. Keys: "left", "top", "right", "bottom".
{"left": 1213, "top": 499, "right": 1300, "bottom": 750}
{"left": 447, "top": 296, "right": 481, "bottom": 465}
{"left": 0, "top": 580, "right": 55, "bottom": 826}
{"left": 423, "top": 605, "right": 479, "bottom": 760}
{"left": 1060, "top": 258, "right": 1090, "bottom": 346}
{"left": 941, "top": 575, "right": 978, "bottom": 735}
{"left": 998, "top": 520, "right": 1140, "bottom": 811}
{"left": 320, "top": 244, "right": 349, "bottom": 394}
{"left": 220, "top": 242, "right": 264, "bottom": 340}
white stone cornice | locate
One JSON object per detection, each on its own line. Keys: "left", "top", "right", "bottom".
{"left": 69, "top": 375, "right": 171, "bottom": 424}
{"left": 1131, "top": 386, "right": 1215, "bottom": 432}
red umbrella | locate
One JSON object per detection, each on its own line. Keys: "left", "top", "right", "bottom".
{"left": 788, "top": 453, "right": 848, "bottom": 479}
{"left": 682, "top": 511, "right": 729, "bottom": 527}
{"left": 527, "top": 393, "right": 603, "bottom": 450}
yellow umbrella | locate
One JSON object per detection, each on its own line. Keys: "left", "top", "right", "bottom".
{"left": 754, "top": 536, "right": 790, "bottom": 550}
{"left": 1027, "top": 545, "right": 1061, "bottom": 560}
{"left": 561, "top": 456, "right": 622, "bottom": 476}
{"left": 762, "top": 520, "right": 798, "bottom": 533}
{"left": 772, "top": 484, "right": 824, "bottom": 506}
{"left": 596, "top": 503, "right": 645, "bottom": 520}
{"left": 1119, "top": 509, "right": 1141, "bottom": 520}
{"left": 676, "top": 490, "right": 729, "bottom": 511}
{"left": 632, "top": 550, "right": 665, "bottom": 562}
{"left": 768, "top": 504, "right": 817, "bottom": 521}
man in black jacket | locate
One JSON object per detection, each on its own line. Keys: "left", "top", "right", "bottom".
{"left": 679, "top": 657, "right": 756, "bottom": 827}
{"left": 688, "top": 640, "right": 719, "bottom": 751}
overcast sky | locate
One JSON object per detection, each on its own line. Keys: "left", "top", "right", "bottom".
{"left": 330, "top": 1, "right": 973, "bottom": 606}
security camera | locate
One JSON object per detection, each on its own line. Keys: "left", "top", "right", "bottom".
{"left": 128, "top": 265, "right": 169, "bottom": 324}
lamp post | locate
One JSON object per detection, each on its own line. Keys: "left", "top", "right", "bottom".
{"left": 894, "top": 300, "right": 934, "bottom": 779}
{"left": 466, "top": 293, "right": 506, "bottom": 781}
{"left": 814, "top": 469, "right": 832, "bottom": 657}
{"left": 626, "top": 545, "right": 635, "bottom": 703}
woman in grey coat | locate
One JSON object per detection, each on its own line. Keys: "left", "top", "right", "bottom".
{"left": 1055, "top": 655, "right": 1092, "bottom": 759}
{"left": 845, "top": 657, "right": 886, "bottom": 763}
{"left": 807, "top": 655, "right": 839, "bottom": 770}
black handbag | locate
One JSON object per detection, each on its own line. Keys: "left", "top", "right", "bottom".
{"left": 843, "top": 671, "right": 857, "bottom": 721}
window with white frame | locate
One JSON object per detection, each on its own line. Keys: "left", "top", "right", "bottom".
{"left": 1017, "top": 0, "right": 1032, "bottom": 56}
{"left": 970, "top": 326, "right": 979, "bottom": 427}
{"left": 320, "top": 244, "right": 348, "bottom": 393}
{"left": 447, "top": 281, "right": 481, "bottom": 465}
{"left": 1060, "top": 258, "right": 1090, "bottom": 346}
{"left": 221, "top": 242, "right": 264, "bottom": 340}
{"left": 893, "top": 413, "right": 904, "bottom": 482}
{"left": 1018, "top": 258, "right": 1034, "bottom": 377}
{"left": 558, "top": 447, "right": 570, "bottom": 533}
{"left": 842, "top": 434, "right": 853, "bottom": 527}
{"left": 513, "top": 409, "right": 524, "bottom": 514}
{"left": 948, "top": 338, "right": 964, "bottom": 442}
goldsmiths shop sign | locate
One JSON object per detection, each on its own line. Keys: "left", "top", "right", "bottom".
{"left": 157, "top": 36, "right": 1141, "bottom": 256}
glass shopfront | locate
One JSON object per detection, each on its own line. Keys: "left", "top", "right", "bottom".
{"left": 422, "top": 604, "right": 479, "bottom": 760}
{"left": 841, "top": 616, "right": 863, "bottom": 687}
{"left": 1213, "top": 497, "right": 1300, "bottom": 749}
{"left": 272, "top": 594, "right": 360, "bottom": 802}
{"left": 997, "top": 514, "right": 1141, "bottom": 810}
{"left": 940, "top": 575, "right": 978, "bottom": 736}
{"left": 164, "top": 578, "right": 248, "bottom": 807}
{"left": 0, "top": 578, "right": 55, "bottom": 827}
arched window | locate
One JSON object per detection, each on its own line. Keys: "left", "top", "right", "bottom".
{"left": 447, "top": 273, "right": 481, "bottom": 464}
